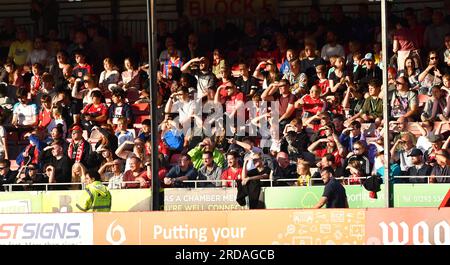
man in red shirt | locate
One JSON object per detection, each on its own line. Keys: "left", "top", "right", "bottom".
{"left": 220, "top": 151, "right": 243, "bottom": 187}
{"left": 80, "top": 90, "right": 108, "bottom": 132}
{"left": 215, "top": 84, "right": 245, "bottom": 136}
{"left": 261, "top": 79, "right": 296, "bottom": 131}
{"left": 122, "top": 156, "right": 150, "bottom": 189}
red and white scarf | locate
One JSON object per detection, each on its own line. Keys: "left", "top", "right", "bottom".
{"left": 68, "top": 140, "right": 85, "bottom": 163}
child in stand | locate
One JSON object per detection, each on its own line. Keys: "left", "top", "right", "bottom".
{"left": 30, "top": 63, "right": 44, "bottom": 97}
{"left": 115, "top": 117, "right": 134, "bottom": 146}
{"left": 47, "top": 106, "right": 67, "bottom": 138}
{"left": 296, "top": 159, "right": 311, "bottom": 186}
{"left": 314, "top": 64, "right": 331, "bottom": 96}
{"left": 346, "top": 160, "right": 363, "bottom": 185}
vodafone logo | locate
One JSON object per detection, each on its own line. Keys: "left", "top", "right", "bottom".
{"left": 106, "top": 220, "right": 126, "bottom": 245}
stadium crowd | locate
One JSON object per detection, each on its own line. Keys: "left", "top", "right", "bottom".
{"left": 0, "top": 4, "right": 449, "bottom": 207}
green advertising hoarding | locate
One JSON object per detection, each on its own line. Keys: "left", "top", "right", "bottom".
{"left": 394, "top": 184, "right": 450, "bottom": 207}
{"left": 263, "top": 185, "right": 386, "bottom": 209}
{"left": 0, "top": 191, "right": 42, "bottom": 213}
{"left": 0, "top": 189, "right": 151, "bottom": 213}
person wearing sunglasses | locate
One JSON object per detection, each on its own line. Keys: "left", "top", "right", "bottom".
{"left": 418, "top": 50, "right": 443, "bottom": 95}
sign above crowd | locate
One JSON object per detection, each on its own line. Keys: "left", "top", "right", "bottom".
{"left": 185, "top": 0, "right": 278, "bottom": 18}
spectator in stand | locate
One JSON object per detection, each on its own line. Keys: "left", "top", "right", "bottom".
{"left": 30, "top": 63, "right": 44, "bottom": 98}
{"left": 346, "top": 79, "right": 383, "bottom": 125}
{"left": 354, "top": 53, "right": 382, "bottom": 92}
{"left": 188, "top": 137, "right": 225, "bottom": 170}
{"left": 430, "top": 149, "right": 450, "bottom": 183}
{"left": 261, "top": 79, "right": 296, "bottom": 131}
{"left": 8, "top": 27, "right": 33, "bottom": 67}
{"left": 320, "top": 31, "right": 345, "bottom": 63}
{"left": 0, "top": 125, "right": 8, "bottom": 160}
{"left": 237, "top": 152, "right": 269, "bottom": 209}
{"left": 3, "top": 61, "right": 24, "bottom": 88}
{"left": 71, "top": 75, "right": 101, "bottom": 107}
{"left": 328, "top": 57, "right": 350, "bottom": 97}
{"left": 161, "top": 46, "right": 183, "bottom": 78}
{"left": 393, "top": 19, "right": 420, "bottom": 71}
{"left": 308, "top": 125, "right": 345, "bottom": 165}
{"left": 47, "top": 140, "right": 73, "bottom": 190}
{"left": 26, "top": 36, "right": 48, "bottom": 67}
{"left": 390, "top": 133, "right": 417, "bottom": 174}
{"left": 314, "top": 64, "right": 331, "bottom": 96}
{"left": 15, "top": 162, "right": 47, "bottom": 191}
{"left": 80, "top": 90, "right": 108, "bottom": 132}
{"left": 137, "top": 119, "right": 151, "bottom": 142}
{"left": 115, "top": 118, "right": 134, "bottom": 146}
{"left": 300, "top": 42, "right": 324, "bottom": 87}
{"left": 215, "top": 83, "right": 246, "bottom": 136}
{"left": 211, "top": 48, "right": 226, "bottom": 79}
{"left": 40, "top": 73, "right": 57, "bottom": 100}
{"left": 253, "top": 58, "right": 281, "bottom": 91}
{"left": 47, "top": 106, "right": 67, "bottom": 137}
{"left": 0, "top": 159, "right": 17, "bottom": 191}
{"left": 37, "top": 94, "right": 52, "bottom": 130}
{"left": 398, "top": 56, "right": 421, "bottom": 90}
{"left": 254, "top": 35, "right": 276, "bottom": 63}
{"left": 99, "top": 58, "right": 120, "bottom": 91}
{"left": 107, "top": 87, "right": 133, "bottom": 127}
{"left": 295, "top": 85, "right": 326, "bottom": 120}
{"left": 221, "top": 151, "right": 242, "bottom": 188}
{"left": 183, "top": 33, "right": 202, "bottom": 63}
{"left": 339, "top": 120, "right": 366, "bottom": 153}
{"left": 345, "top": 140, "right": 371, "bottom": 178}
{"left": 407, "top": 148, "right": 431, "bottom": 183}
{"left": 49, "top": 50, "right": 70, "bottom": 89}
{"left": 103, "top": 159, "right": 124, "bottom": 189}
{"left": 418, "top": 51, "right": 443, "bottom": 94}
{"left": 72, "top": 49, "right": 93, "bottom": 79}
{"left": 158, "top": 36, "right": 182, "bottom": 65}
{"left": 118, "top": 57, "right": 141, "bottom": 91}
{"left": 197, "top": 151, "right": 223, "bottom": 187}
{"left": 164, "top": 154, "right": 198, "bottom": 188}
{"left": 165, "top": 86, "right": 195, "bottom": 135}
{"left": 116, "top": 138, "right": 149, "bottom": 172}
{"left": 87, "top": 24, "right": 110, "bottom": 74}
{"left": 271, "top": 151, "right": 297, "bottom": 186}
{"left": 9, "top": 87, "right": 38, "bottom": 133}
{"left": 424, "top": 11, "right": 450, "bottom": 53}
{"left": 67, "top": 125, "right": 91, "bottom": 167}
{"left": 282, "top": 59, "right": 307, "bottom": 95}
{"left": 181, "top": 57, "right": 216, "bottom": 100}
{"left": 390, "top": 76, "right": 419, "bottom": 122}
{"left": 235, "top": 61, "right": 260, "bottom": 97}
{"left": 122, "top": 156, "right": 150, "bottom": 189}
{"left": 70, "top": 162, "right": 87, "bottom": 190}
{"left": 421, "top": 85, "right": 446, "bottom": 122}
{"left": 444, "top": 34, "right": 450, "bottom": 70}
{"left": 279, "top": 49, "right": 296, "bottom": 75}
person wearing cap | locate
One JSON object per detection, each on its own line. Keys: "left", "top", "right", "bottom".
{"left": 406, "top": 148, "right": 431, "bottom": 183}
{"left": 354, "top": 52, "right": 382, "bottom": 91}
{"left": 67, "top": 124, "right": 91, "bottom": 166}
{"left": 430, "top": 149, "right": 450, "bottom": 183}
{"left": 76, "top": 170, "right": 111, "bottom": 212}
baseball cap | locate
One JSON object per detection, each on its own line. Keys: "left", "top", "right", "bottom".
{"left": 70, "top": 125, "right": 83, "bottom": 132}
{"left": 362, "top": 53, "right": 374, "bottom": 62}
{"left": 407, "top": 148, "right": 423, "bottom": 157}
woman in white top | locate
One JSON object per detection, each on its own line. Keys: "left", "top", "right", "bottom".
{"left": 99, "top": 57, "right": 121, "bottom": 91}
{"left": 0, "top": 125, "right": 8, "bottom": 160}
{"left": 71, "top": 74, "right": 101, "bottom": 106}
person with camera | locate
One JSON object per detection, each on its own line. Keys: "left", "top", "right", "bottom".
{"left": 390, "top": 133, "right": 417, "bottom": 175}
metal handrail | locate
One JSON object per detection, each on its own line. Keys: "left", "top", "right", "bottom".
{"left": 2, "top": 180, "right": 143, "bottom": 192}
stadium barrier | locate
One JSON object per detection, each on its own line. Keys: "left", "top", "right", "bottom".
{"left": 0, "top": 208, "right": 448, "bottom": 245}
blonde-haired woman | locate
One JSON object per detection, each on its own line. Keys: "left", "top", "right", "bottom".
{"left": 99, "top": 57, "right": 121, "bottom": 91}
{"left": 71, "top": 162, "right": 87, "bottom": 190}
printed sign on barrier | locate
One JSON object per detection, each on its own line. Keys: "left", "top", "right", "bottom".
{"left": 0, "top": 213, "right": 93, "bottom": 245}
{"left": 263, "top": 186, "right": 385, "bottom": 209}
{"left": 0, "top": 192, "right": 42, "bottom": 213}
{"left": 394, "top": 184, "right": 450, "bottom": 207}
{"left": 164, "top": 188, "right": 247, "bottom": 211}
{"left": 93, "top": 209, "right": 365, "bottom": 245}
{"left": 365, "top": 208, "right": 450, "bottom": 245}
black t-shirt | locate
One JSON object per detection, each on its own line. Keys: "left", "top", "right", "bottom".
{"left": 300, "top": 57, "right": 325, "bottom": 87}
{"left": 272, "top": 163, "right": 297, "bottom": 186}
{"left": 235, "top": 76, "right": 260, "bottom": 96}
{"left": 247, "top": 167, "right": 271, "bottom": 187}
{"left": 323, "top": 177, "right": 348, "bottom": 208}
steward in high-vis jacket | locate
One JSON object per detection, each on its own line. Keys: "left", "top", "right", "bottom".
{"left": 76, "top": 170, "right": 111, "bottom": 212}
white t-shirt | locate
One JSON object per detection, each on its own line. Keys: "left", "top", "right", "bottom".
{"left": 13, "top": 102, "right": 38, "bottom": 126}
{"left": 0, "top": 126, "right": 5, "bottom": 153}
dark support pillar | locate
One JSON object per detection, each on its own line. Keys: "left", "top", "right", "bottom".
{"left": 111, "top": 0, "right": 119, "bottom": 41}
